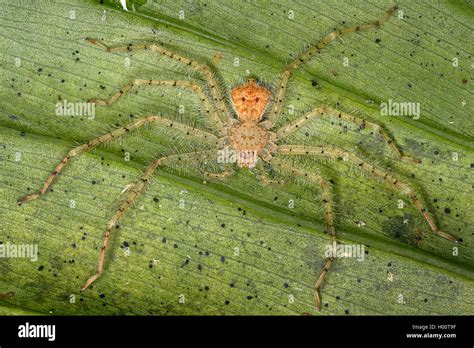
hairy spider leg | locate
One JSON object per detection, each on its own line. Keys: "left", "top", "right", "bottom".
{"left": 202, "top": 163, "right": 234, "bottom": 180}
{"left": 276, "top": 106, "right": 421, "bottom": 164}
{"left": 268, "top": 5, "right": 398, "bottom": 126}
{"left": 269, "top": 158, "right": 337, "bottom": 310}
{"left": 81, "top": 150, "right": 218, "bottom": 290}
{"left": 18, "top": 115, "right": 219, "bottom": 204}
{"left": 86, "top": 38, "right": 233, "bottom": 130}
{"left": 254, "top": 161, "right": 285, "bottom": 186}
{"left": 89, "top": 79, "right": 225, "bottom": 134}
{"left": 278, "top": 145, "right": 460, "bottom": 242}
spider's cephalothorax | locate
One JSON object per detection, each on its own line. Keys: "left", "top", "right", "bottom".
{"left": 18, "top": 5, "right": 461, "bottom": 312}
{"left": 229, "top": 79, "right": 274, "bottom": 168}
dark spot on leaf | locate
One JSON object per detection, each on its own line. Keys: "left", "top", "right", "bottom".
{"left": 382, "top": 214, "right": 417, "bottom": 245}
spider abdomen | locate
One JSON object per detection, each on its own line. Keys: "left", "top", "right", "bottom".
{"left": 231, "top": 79, "right": 271, "bottom": 123}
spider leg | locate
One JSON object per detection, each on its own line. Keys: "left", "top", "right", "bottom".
{"left": 18, "top": 116, "right": 218, "bottom": 204}
{"left": 268, "top": 5, "right": 398, "bottom": 126}
{"left": 267, "top": 158, "right": 336, "bottom": 310}
{"left": 255, "top": 131, "right": 279, "bottom": 166}
{"left": 89, "top": 79, "right": 226, "bottom": 135}
{"left": 255, "top": 160, "right": 284, "bottom": 186}
{"left": 276, "top": 106, "right": 420, "bottom": 164}
{"left": 81, "top": 150, "right": 217, "bottom": 291}
{"left": 86, "top": 38, "right": 233, "bottom": 129}
{"left": 277, "top": 145, "right": 461, "bottom": 242}
{"left": 201, "top": 163, "right": 234, "bottom": 181}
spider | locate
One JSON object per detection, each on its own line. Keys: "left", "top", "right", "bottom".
{"left": 17, "top": 5, "right": 460, "bottom": 311}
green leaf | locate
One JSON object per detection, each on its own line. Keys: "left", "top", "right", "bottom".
{"left": 0, "top": 0, "right": 472, "bottom": 315}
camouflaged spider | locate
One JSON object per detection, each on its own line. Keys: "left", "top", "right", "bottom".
{"left": 18, "top": 5, "right": 460, "bottom": 310}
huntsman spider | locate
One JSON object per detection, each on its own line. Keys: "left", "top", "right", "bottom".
{"left": 18, "top": 5, "right": 460, "bottom": 311}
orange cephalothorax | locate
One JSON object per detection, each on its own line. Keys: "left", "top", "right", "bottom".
{"left": 231, "top": 79, "right": 271, "bottom": 123}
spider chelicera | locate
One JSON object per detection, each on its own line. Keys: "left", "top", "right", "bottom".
{"left": 18, "top": 5, "right": 459, "bottom": 310}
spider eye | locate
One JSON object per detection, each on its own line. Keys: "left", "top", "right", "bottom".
{"left": 256, "top": 98, "right": 260, "bottom": 102}
{"left": 242, "top": 97, "right": 246, "bottom": 102}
